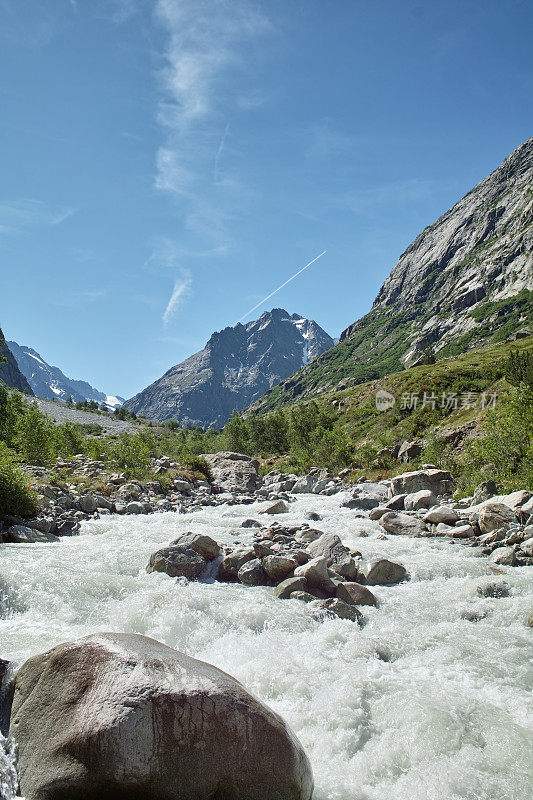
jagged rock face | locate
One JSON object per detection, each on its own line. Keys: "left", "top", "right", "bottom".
{"left": 124, "top": 309, "right": 333, "bottom": 427}
{"left": 343, "top": 136, "right": 532, "bottom": 361}
{"left": 251, "top": 138, "right": 533, "bottom": 411}
{"left": 0, "top": 328, "right": 33, "bottom": 394}
{"left": 7, "top": 341, "right": 123, "bottom": 408}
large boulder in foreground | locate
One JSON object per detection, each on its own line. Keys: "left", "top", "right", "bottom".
{"left": 10, "top": 632, "right": 313, "bottom": 800}
{"left": 202, "top": 451, "right": 261, "bottom": 492}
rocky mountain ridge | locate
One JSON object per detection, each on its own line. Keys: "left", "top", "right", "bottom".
{"left": 251, "top": 138, "right": 533, "bottom": 412}
{"left": 7, "top": 340, "right": 124, "bottom": 409}
{"left": 124, "top": 309, "right": 334, "bottom": 428}
{"left": 0, "top": 328, "right": 33, "bottom": 395}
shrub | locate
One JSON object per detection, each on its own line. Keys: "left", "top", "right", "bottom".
{"left": 15, "top": 403, "right": 57, "bottom": 466}
{"left": 0, "top": 444, "right": 39, "bottom": 518}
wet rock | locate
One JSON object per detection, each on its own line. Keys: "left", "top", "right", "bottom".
{"left": 362, "top": 559, "right": 408, "bottom": 586}
{"left": 477, "top": 581, "right": 510, "bottom": 598}
{"left": 4, "top": 525, "right": 59, "bottom": 544}
{"left": 461, "top": 609, "right": 490, "bottom": 622}
{"left": 294, "top": 557, "right": 336, "bottom": 595}
{"left": 305, "top": 511, "right": 322, "bottom": 521}
{"left": 289, "top": 591, "right": 316, "bottom": 603}
{"left": 378, "top": 512, "right": 426, "bottom": 537}
{"left": 241, "top": 518, "right": 261, "bottom": 528}
{"left": 0, "top": 659, "right": 14, "bottom": 736}
{"left": 217, "top": 548, "right": 256, "bottom": 581}
{"left": 170, "top": 532, "right": 220, "bottom": 561}
{"left": 146, "top": 545, "right": 206, "bottom": 579}
{"left": 274, "top": 576, "right": 308, "bottom": 599}
{"left": 11, "top": 632, "right": 314, "bottom": 800}
{"left": 237, "top": 559, "right": 269, "bottom": 586}
{"left": 490, "top": 546, "right": 516, "bottom": 566}
{"left": 307, "top": 533, "right": 357, "bottom": 579}
{"left": 125, "top": 501, "right": 145, "bottom": 515}
{"left": 259, "top": 499, "right": 288, "bottom": 515}
{"left": 310, "top": 598, "right": 364, "bottom": 623}
{"left": 368, "top": 507, "right": 387, "bottom": 520}
{"left": 262, "top": 555, "right": 298, "bottom": 583}
{"left": 336, "top": 582, "right": 378, "bottom": 607}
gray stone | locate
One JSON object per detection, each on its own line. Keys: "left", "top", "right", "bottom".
{"left": 262, "top": 555, "right": 298, "bottom": 583}
{"left": 397, "top": 440, "right": 423, "bottom": 463}
{"left": 4, "top": 525, "right": 59, "bottom": 544}
{"left": 241, "top": 518, "right": 261, "bottom": 528}
{"left": 477, "top": 582, "right": 510, "bottom": 598}
{"left": 259, "top": 499, "right": 288, "bottom": 515}
{"left": 390, "top": 469, "right": 453, "bottom": 497}
{"left": 450, "top": 524, "right": 475, "bottom": 538}
{"left": 378, "top": 512, "right": 426, "bottom": 537}
{"left": 11, "top": 632, "right": 313, "bottom": 800}
{"left": 217, "top": 548, "right": 256, "bottom": 581}
{"left": 78, "top": 494, "right": 98, "bottom": 514}
{"left": 125, "top": 501, "right": 145, "bottom": 515}
{"left": 237, "top": 559, "right": 269, "bottom": 586}
{"left": 424, "top": 506, "right": 460, "bottom": 525}
{"left": 477, "top": 503, "right": 516, "bottom": 534}
{"left": 294, "top": 557, "right": 336, "bottom": 594}
{"left": 336, "top": 582, "right": 378, "bottom": 607}
{"left": 202, "top": 452, "right": 260, "bottom": 493}
{"left": 289, "top": 591, "right": 316, "bottom": 603}
{"left": 274, "top": 576, "right": 308, "bottom": 599}
{"left": 146, "top": 546, "right": 206, "bottom": 579}
{"left": 362, "top": 559, "right": 408, "bottom": 586}
{"left": 170, "top": 532, "right": 220, "bottom": 561}
{"left": 404, "top": 489, "right": 437, "bottom": 511}
{"left": 490, "top": 546, "right": 516, "bottom": 566}
{"left": 310, "top": 598, "right": 364, "bottom": 623}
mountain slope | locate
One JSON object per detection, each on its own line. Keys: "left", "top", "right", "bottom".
{"left": 7, "top": 341, "right": 124, "bottom": 408}
{"left": 124, "top": 309, "right": 334, "bottom": 427}
{"left": 0, "top": 328, "right": 33, "bottom": 395}
{"left": 252, "top": 138, "right": 533, "bottom": 412}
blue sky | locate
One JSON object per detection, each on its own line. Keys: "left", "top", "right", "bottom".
{"left": 1, "top": 0, "right": 531, "bottom": 398}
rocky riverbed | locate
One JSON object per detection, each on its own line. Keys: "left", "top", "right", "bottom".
{"left": 1, "top": 487, "right": 532, "bottom": 800}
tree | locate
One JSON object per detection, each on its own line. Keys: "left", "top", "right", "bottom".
{"left": 65, "top": 395, "right": 73, "bottom": 407}
{"left": 505, "top": 350, "right": 533, "bottom": 389}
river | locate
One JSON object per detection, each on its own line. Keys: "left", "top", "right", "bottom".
{"left": 1, "top": 493, "right": 532, "bottom": 799}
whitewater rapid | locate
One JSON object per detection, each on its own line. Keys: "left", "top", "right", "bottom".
{"left": 1, "top": 494, "right": 532, "bottom": 800}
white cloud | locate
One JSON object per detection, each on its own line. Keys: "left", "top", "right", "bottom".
{"left": 163, "top": 270, "right": 192, "bottom": 324}
{"left": 152, "top": 1, "right": 273, "bottom": 254}
{"left": 155, "top": 0, "right": 271, "bottom": 129}
{"left": 0, "top": 199, "right": 76, "bottom": 234}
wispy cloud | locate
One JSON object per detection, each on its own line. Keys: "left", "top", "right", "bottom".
{"left": 163, "top": 270, "right": 192, "bottom": 324}
{"left": 152, "top": 1, "right": 273, "bottom": 254}
{"left": 0, "top": 199, "right": 76, "bottom": 234}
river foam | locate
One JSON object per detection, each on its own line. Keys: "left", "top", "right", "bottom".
{"left": 1, "top": 494, "right": 532, "bottom": 799}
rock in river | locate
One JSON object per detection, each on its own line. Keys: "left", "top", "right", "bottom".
{"left": 10, "top": 632, "right": 314, "bottom": 800}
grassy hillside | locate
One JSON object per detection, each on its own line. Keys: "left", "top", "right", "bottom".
{"left": 251, "top": 290, "right": 533, "bottom": 412}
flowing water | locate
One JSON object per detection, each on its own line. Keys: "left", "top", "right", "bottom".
{"left": 0, "top": 494, "right": 532, "bottom": 800}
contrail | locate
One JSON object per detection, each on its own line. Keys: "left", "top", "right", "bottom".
{"left": 237, "top": 250, "right": 327, "bottom": 324}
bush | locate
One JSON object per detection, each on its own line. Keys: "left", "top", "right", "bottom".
{"left": 0, "top": 444, "right": 39, "bottom": 518}
{"left": 15, "top": 403, "right": 57, "bottom": 466}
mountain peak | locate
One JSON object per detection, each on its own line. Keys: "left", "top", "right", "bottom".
{"left": 124, "top": 310, "right": 333, "bottom": 428}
